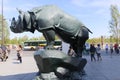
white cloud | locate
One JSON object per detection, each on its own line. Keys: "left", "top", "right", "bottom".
{"left": 95, "top": 9, "right": 110, "bottom": 17}
{"left": 0, "top": 0, "right": 41, "bottom": 13}
{"left": 71, "top": 0, "right": 120, "bottom": 8}
{"left": 16, "top": 3, "right": 41, "bottom": 11}
{"left": 70, "top": 0, "right": 117, "bottom": 18}
{"left": 71, "top": 0, "right": 89, "bottom": 7}
{"left": 90, "top": 0, "right": 120, "bottom": 8}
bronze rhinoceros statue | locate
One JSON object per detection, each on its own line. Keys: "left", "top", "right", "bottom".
{"left": 10, "top": 5, "right": 92, "bottom": 57}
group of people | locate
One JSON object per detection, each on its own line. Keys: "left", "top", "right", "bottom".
{"left": 67, "top": 44, "right": 102, "bottom": 61}
{"left": 0, "top": 44, "right": 23, "bottom": 63}
{"left": 0, "top": 45, "right": 10, "bottom": 62}
{"left": 105, "top": 43, "right": 120, "bottom": 57}
{"left": 89, "top": 44, "right": 102, "bottom": 61}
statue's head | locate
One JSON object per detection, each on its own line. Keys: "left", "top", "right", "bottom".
{"left": 10, "top": 9, "right": 31, "bottom": 33}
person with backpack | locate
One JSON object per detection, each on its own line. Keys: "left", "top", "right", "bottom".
{"left": 89, "top": 44, "right": 96, "bottom": 61}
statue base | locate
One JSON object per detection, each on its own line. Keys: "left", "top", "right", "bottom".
{"left": 34, "top": 49, "right": 87, "bottom": 80}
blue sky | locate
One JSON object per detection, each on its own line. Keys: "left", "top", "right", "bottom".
{"left": 1, "top": 0, "right": 120, "bottom": 39}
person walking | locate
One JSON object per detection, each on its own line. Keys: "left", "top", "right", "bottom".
{"left": 7, "top": 45, "right": 11, "bottom": 55}
{"left": 105, "top": 44, "right": 109, "bottom": 53}
{"left": 114, "top": 43, "right": 119, "bottom": 54}
{"left": 16, "top": 45, "right": 23, "bottom": 63}
{"left": 1, "top": 45, "right": 8, "bottom": 61}
{"left": 89, "top": 44, "right": 96, "bottom": 61}
{"left": 110, "top": 44, "right": 114, "bottom": 57}
{"left": 96, "top": 44, "right": 102, "bottom": 61}
{"left": 67, "top": 46, "right": 76, "bottom": 57}
{"left": 0, "top": 47, "right": 3, "bottom": 61}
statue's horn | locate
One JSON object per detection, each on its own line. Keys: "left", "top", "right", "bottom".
{"left": 16, "top": 8, "right": 23, "bottom": 14}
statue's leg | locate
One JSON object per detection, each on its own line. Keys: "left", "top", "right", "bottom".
{"left": 71, "top": 38, "right": 86, "bottom": 58}
{"left": 77, "top": 38, "right": 85, "bottom": 58}
{"left": 75, "top": 28, "right": 89, "bottom": 57}
{"left": 71, "top": 40, "right": 87, "bottom": 76}
{"left": 42, "top": 29, "right": 55, "bottom": 49}
{"left": 76, "top": 44, "right": 82, "bottom": 57}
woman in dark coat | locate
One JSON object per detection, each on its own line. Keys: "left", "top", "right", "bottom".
{"left": 89, "top": 44, "right": 96, "bottom": 61}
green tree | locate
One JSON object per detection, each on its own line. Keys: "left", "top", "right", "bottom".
{"left": 10, "top": 37, "right": 18, "bottom": 44}
{"left": 109, "top": 5, "right": 120, "bottom": 44}
{"left": 20, "top": 35, "right": 29, "bottom": 42}
{"left": 0, "top": 15, "right": 10, "bottom": 44}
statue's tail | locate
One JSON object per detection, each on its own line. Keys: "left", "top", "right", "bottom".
{"left": 87, "top": 28, "right": 93, "bottom": 34}
{"left": 83, "top": 26, "right": 93, "bottom": 34}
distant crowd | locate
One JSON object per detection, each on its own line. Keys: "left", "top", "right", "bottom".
{"left": 105, "top": 43, "right": 120, "bottom": 57}
{"left": 83, "top": 43, "right": 120, "bottom": 61}
{"left": 67, "top": 42, "right": 120, "bottom": 62}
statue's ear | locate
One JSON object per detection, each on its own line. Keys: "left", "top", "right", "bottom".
{"left": 28, "top": 11, "right": 34, "bottom": 15}
{"left": 16, "top": 8, "right": 24, "bottom": 14}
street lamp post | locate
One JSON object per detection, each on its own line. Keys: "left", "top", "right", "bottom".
{"left": 1, "top": 0, "right": 4, "bottom": 45}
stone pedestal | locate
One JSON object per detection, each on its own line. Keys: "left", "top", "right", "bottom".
{"left": 34, "top": 49, "right": 87, "bottom": 80}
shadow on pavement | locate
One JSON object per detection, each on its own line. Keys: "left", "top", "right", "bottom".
{"left": 0, "top": 72, "right": 37, "bottom": 80}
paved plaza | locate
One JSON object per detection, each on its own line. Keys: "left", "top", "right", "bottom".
{"left": 0, "top": 49, "right": 120, "bottom": 80}
{"left": 0, "top": 50, "right": 38, "bottom": 80}
{"left": 83, "top": 52, "right": 120, "bottom": 80}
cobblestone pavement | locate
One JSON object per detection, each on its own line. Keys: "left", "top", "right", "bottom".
{"left": 0, "top": 49, "right": 120, "bottom": 80}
